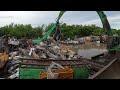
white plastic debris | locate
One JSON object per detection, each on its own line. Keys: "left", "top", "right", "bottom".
{"left": 29, "top": 48, "right": 33, "bottom": 56}
{"left": 47, "top": 62, "right": 64, "bottom": 79}
{"left": 29, "top": 48, "right": 35, "bottom": 56}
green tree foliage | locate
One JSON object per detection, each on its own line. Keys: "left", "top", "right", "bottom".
{"left": 60, "top": 23, "right": 105, "bottom": 38}
{"left": 0, "top": 23, "right": 119, "bottom": 39}
{"left": 0, "top": 23, "right": 43, "bottom": 39}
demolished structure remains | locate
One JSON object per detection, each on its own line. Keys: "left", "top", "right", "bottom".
{"left": 0, "top": 11, "right": 120, "bottom": 79}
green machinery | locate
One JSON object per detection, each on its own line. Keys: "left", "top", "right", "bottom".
{"left": 37, "top": 11, "right": 112, "bottom": 40}
{"left": 57, "top": 11, "right": 120, "bottom": 51}
{"left": 55, "top": 11, "right": 113, "bottom": 40}
{"left": 38, "top": 11, "right": 116, "bottom": 48}
{"left": 32, "top": 11, "right": 120, "bottom": 50}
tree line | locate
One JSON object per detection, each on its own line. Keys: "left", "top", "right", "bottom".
{"left": 0, "top": 23, "right": 119, "bottom": 39}
{"left": 0, "top": 23, "right": 43, "bottom": 39}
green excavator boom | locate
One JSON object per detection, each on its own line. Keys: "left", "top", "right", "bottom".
{"left": 58, "top": 11, "right": 112, "bottom": 36}
{"left": 56, "top": 11, "right": 66, "bottom": 22}
{"left": 97, "top": 11, "right": 112, "bottom": 36}
{"left": 33, "top": 11, "right": 113, "bottom": 44}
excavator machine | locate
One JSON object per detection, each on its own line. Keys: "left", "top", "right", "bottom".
{"left": 54, "top": 11, "right": 119, "bottom": 49}
{"left": 34, "top": 11, "right": 119, "bottom": 49}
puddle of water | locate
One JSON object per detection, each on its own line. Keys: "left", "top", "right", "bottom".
{"left": 68, "top": 42, "right": 108, "bottom": 59}
{"left": 78, "top": 49, "right": 108, "bottom": 59}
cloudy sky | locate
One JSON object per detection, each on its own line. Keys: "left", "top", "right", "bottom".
{"left": 0, "top": 11, "right": 120, "bottom": 29}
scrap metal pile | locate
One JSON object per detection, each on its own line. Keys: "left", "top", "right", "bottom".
{"left": 0, "top": 37, "right": 113, "bottom": 79}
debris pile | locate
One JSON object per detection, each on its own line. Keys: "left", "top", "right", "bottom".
{"left": 13, "top": 41, "right": 79, "bottom": 60}
{"left": 0, "top": 36, "right": 112, "bottom": 79}
{"left": 0, "top": 37, "right": 83, "bottom": 79}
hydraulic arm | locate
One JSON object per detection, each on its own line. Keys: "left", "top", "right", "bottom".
{"left": 40, "top": 11, "right": 113, "bottom": 44}
{"left": 56, "top": 11, "right": 112, "bottom": 36}
{"left": 97, "top": 11, "right": 112, "bottom": 36}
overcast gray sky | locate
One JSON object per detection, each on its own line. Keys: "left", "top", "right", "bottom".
{"left": 0, "top": 11, "right": 120, "bottom": 29}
